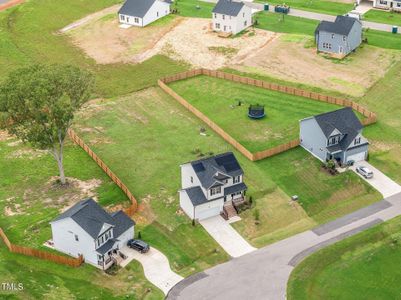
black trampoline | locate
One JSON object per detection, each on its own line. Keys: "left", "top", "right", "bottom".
{"left": 248, "top": 104, "right": 265, "bottom": 119}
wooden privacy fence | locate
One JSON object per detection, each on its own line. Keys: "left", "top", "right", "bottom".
{"left": 0, "top": 228, "right": 84, "bottom": 267}
{"left": 158, "top": 69, "right": 377, "bottom": 161}
{"left": 68, "top": 129, "right": 138, "bottom": 215}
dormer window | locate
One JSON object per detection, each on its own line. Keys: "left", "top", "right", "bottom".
{"left": 210, "top": 186, "right": 221, "bottom": 196}
{"left": 354, "top": 137, "right": 361, "bottom": 145}
{"left": 233, "top": 176, "right": 241, "bottom": 184}
{"left": 328, "top": 135, "right": 340, "bottom": 146}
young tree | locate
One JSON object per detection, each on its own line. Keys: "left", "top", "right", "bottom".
{"left": 0, "top": 64, "right": 94, "bottom": 185}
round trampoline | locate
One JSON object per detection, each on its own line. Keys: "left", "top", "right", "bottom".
{"left": 248, "top": 104, "right": 265, "bottom": 119}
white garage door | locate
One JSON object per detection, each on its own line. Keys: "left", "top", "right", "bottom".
{"left": 196, "top": 206, "right": 221, "bottom": 220}
{"left": 347, "top": 151, "right": 366, "bottom": 163}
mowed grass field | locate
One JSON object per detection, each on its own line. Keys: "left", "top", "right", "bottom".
{"left": 75, "top": 87, "right": 381, "bottom": 250}
{"left": 287, "top": 216, "right": 401, "bottom": 300}
{"left": 168, "top": 75, "right": 348, "bottom": 152}
{"left": 364, "top": 9, "right": 401, "bottom": 26}
{"left": 0, "top": 136, "right": 165, "bottom": 298}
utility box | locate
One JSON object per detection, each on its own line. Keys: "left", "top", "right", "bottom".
{"left": 392, "top": 26, "right": 398, "bottom": 34}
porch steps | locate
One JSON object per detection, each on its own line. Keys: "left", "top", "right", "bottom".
{"left": 223, "top": 202, "right": 238, "bottom": 219}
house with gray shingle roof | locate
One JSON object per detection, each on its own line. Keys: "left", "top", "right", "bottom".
{"left": 179, "top": 152, "right": 247, "bottom": 220}
{"left": 50, "top": 198, "right": 135, "bottom": 270}
{"left": 315, "top": 15, "right": 362, "bottom": 58}
{"left": 212, "top": 0, "right": 252, "bottom": 35}
{"left": 118, "top": 0, "right": 171, "bottom": 27}
{"left": 300, "top": 107, "right": 369, "bottom": 165}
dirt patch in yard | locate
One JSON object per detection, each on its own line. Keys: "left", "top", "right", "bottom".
{"left": 148, "top": 18, "right": 277, "bottom": 69}
{"left": 233, "top": 35, "right": 401, "bottom": 97}
{"left": 67, "top": 15, "right": 276, "bottom": 68}
{"left": 67, "top": 14, "right": 184, "bottom": 64}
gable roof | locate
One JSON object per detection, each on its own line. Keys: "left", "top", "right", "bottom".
{"left": 189, "top": 152, "right": 243, "bottom": 189}
{"left": 212, "top": 0, "right": 245, "bottom": 16}
{"left": 315, "top": 15, "right": 360, "bottom": 36}
{"left": 51, "top": 198, "right": 135, "bottom": 239}
{"left": 183, "top": 186, "right": 208, "bottom": 206}
{"left": 118, "top": 0, "right": 164, "bottom": 18}
{"left": 111, "top": 210, "right": 136, "bottom": 237}
{"left": 314, "top": 107, "right": 362, "bottom": 138}
{"left": 314, "top": 107, "right": 365, "bottom": 150}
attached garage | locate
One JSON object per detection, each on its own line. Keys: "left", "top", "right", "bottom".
{"left": 345, "top": 145, "right": 368, "bottom": 163}
{"left": 195, "top": 205, "right": 222, "bottom": 220}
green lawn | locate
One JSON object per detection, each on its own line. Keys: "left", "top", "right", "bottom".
{"left": 0, "top": 136, "right": 166, "bottom": 298}
{"left": 364, "top": 28, "right": 401, "bottom": 51}
{"left": 75, "top": 87, "right": 382, "bottom": 252}
{"left": 254, "top": 147, "right": 381, "bottom": 224}
{"left": 257, "top": 0, "right": 353, "bottom": 15}
{"left": 0, "top": 240, "right": 164, "bottom": 299}
{"left": 168, "top": 75, "right": 345, "bottom": 152}
{"left": 364, "top": 9, "right": 401, "bottom": 26}
{"left": 255, "top": 11, "right": 319, "bottom": 35}
{"left": 0, "top": 0, "right": 188, "bottom": 97}
{"left": 0, "top": 136, "right": 129, "bottom": 248}
{"left": 287, "top": 216, "right": 401, "bottom": 300}
{"left": 175, "top": 0, "right": 215, "bottom": 18}
{"left": 357, "top": 61, "right": 401, "bottom": 184}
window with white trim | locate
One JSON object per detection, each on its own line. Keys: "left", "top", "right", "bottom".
{"left": 216, "top": 23, "right": 220, "bottom": 29}
{"left": 354, "top": 137, "right": 361, "bottom": 145}
{"left": 210, "top": 186, "right": 221, "bottom": 196}
{"left": 233, "top": 176, "right": 241, "bottom": 184}
{"left": 134, "top": 17, "right": 139, "bottom": 23}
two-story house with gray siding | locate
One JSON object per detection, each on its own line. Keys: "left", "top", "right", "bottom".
{"left": 315, "top": 16, "right": 362, "bottom": 58}
{"left": 179, "top": 152, "right": 247, "bottom": 220}
{"left": 300, "top": 107, "right": 369, "bottom": 165}
{"left": 50, "top": 198, "right": 135, "bottom": 270}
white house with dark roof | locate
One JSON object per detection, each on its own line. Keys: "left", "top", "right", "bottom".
{"left": 315, "top": 15, "right": 362, "bottom": 57}
{"left": 212, "top": 0, "right": 252, "bottom": 35}
{"left": 50, "top": 198, "right": 135, "bottom": 270}
{"left": 300, "top": 107, "right": 369, "bottom": 165}
{"left": 179, "top": 152, "right": 247, "bottom": 220}
{"left": 118, "top": 0, "right": 171, "bottom": 27}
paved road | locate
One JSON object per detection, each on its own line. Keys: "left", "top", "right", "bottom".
{"left": 168, "top": 190, "right": 401, "bottom": 300}
{"left": 200, "top": 216, "right": 256, "bottom": 257}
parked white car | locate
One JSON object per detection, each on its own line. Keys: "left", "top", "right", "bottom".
{"left": 356, "top": 166, "right": 374, "bottom": 179}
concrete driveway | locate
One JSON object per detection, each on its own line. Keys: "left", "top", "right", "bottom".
{"left": 200, "top": 216, "right": 256, "bottom": 258}
{"left": 120, "top": 246, "right": 183, "bottom": 295}
{"left": 352, "top": 161, "right": 401, "bottom": 198}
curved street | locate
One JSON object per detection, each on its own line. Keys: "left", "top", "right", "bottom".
{"left": 168, "top": 186, "right": 401, "bottom": 299}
